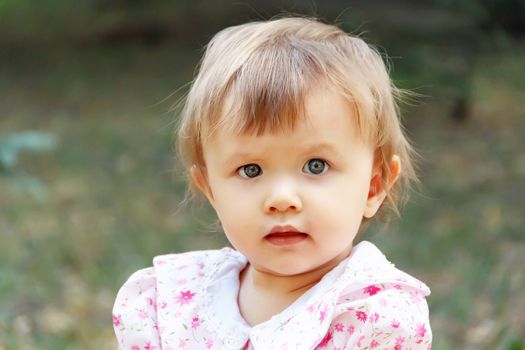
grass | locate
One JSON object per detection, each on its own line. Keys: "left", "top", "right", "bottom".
{"left": 1, "top": 41, "right": 524, "bottom": 349}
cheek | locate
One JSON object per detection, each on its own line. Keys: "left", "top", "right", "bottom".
{"left": 211, "top": 185, "right": 258, "bottom": 225}
{"left": 308, "top": 177, "right": 369, "bottom": 225}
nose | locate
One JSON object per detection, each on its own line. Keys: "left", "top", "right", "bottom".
{"left": 263, "top": 181, "right": 302, "bottom": 214}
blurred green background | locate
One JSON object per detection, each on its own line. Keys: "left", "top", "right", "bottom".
{"left": 1, "top": 0, "right": 524, "bottom": 349}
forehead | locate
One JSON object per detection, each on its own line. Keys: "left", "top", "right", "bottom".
{"left": 204, "top": 87, "right": 366, "bottom": 154}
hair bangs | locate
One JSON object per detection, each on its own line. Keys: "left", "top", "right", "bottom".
{"left": 211, "top": 39, "right": 327, "bottom": 137}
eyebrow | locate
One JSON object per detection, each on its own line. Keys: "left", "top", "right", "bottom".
{"left": 225, "top": 142, "right": 344, "bottom": 163}
{"left": 301, "top": 142, "right": 343, "bottom": 157}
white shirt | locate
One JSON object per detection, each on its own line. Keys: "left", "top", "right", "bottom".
{"left": 113, "top": 241, "right": 432, "bottom": 349}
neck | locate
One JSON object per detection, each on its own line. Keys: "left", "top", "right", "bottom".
{"left": 237, "top": 247, "right": 353, "bottom": 326}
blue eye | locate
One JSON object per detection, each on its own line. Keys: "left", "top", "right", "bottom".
{"left": 238, "top": 164, "right": 262, "bottom": 178}
{"left": 303, "top": 158, "right": 329, "bottom": 175}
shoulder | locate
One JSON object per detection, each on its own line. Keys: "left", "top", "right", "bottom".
{"left": 330, "top": 287, "right": 431, "bottom": 349}
{"left": 337, "top": 241, "right": 431, "bottom": 298}
{"left": 112, "top": 247, "right": 240, "bottom": 349}
{"left": 326, "top": 241, "right": 432, "bottom": 348}
{"left": 112, "top": 265, "right": 159, "bottom": 349}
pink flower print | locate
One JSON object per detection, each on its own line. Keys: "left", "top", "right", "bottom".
{"left": 138, "top": 308, "right": 148, "bottom": 320}
{"left": 147, "top": 297, "right": 157, "bottom": 311}
{"left": 370, "top": 340, "right": 379, "bottom": 348}
{"left": 112, "top": 314, "right": 121, "bottom": 327}
{"left": 356, "top": 335, "right": 365, "bottom": 347}
{"left": 391, "top": 319, "right": 400, "bottom": 328}
{"left": 318, "top": 331, "right": 333, "bottom": 347}
{"left": 198, "top": 261, "right": 205, "bottom": 270}
{"left": 346, "top": 306, "right": 355, "bottom": 312}
{"left": 144, "top": 341, "right": 156, "bottom": 350}
{"left": 334, "top": 322, "right": 344, "bottom": 332}
{"left": 369, "top": 312, "right": 379, "bottom": 324}
{"left": 394, "top": 345, "right": 402, "bottom": 350}
{"left": 175, "top": 290, "right": 196, "bottom": 305}
{"left": 393, "top": 284, "right": 402, "bottom": 290}
{"left": 363, "top": 284, "right": 381, "bottom": 296}
{"left": 319, "top": 305, "right": 329, "bottom": 322}
{"left": 191, "top": 316, "right": 201, "bottom": 329}
{"left": 410, "top": 290, "right": 423, "bottom": 304}
{"left": 205, "top": 339, "right": 213, "bottom": 348}
{"left": 307, "top": 305, "right": 315, "bottom": 313}
{"left": 178, "top": 339, "right": 186, "bottom": 348}
{"left": 416, "top": 323, "right": 427, "bottom": 338}
{"left": 131, "top": 346, "right": 140, "bottom": 350}
{"left": 319, "top": 309, "right": 327, "bottom": 322}
{"left": 395, "top": 335, "right": 405, "bottom": 345}
{"left": 347, "top": 325, "right": 355, "bottom": 334}
{"left": 355, "top": 310, "right": 367, "bottom": 323}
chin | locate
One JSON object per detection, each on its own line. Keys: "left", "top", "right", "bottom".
{"left": 265, "top": 261, "right": 319, "bottom": 277}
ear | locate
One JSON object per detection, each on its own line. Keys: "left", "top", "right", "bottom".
{"left": 190, "top": 165, "right": 215, "bottom": 205}
{"left": 363, "top": 155, "right": 401, "bottom": 218}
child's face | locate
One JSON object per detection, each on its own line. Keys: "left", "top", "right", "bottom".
{"left": 193, "top": 87, "right": 389, "bottom": 276}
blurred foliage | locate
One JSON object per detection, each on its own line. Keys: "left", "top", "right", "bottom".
{"left": 0, "top": 132, "right": 58, "bottom": 201}
{"left": 2, "top": 0, "right": 522, "bottom": 48}
{"left": 1, "top": 1, "right": 524, "bottom": 349}
{"left": 0, "top": 132, "right": 57, "bottom": 171}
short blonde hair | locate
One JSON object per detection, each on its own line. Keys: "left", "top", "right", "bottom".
{"left": 176, "top": 16, "right": 418, "bottom": 222}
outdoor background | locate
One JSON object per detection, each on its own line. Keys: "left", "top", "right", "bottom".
{"left": 1, "top": 0, "right": 524, "bottom": 349}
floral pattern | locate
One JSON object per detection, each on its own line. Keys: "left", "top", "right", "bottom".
{"left": 113, "top": 241, "right": 432, "bottom": 349}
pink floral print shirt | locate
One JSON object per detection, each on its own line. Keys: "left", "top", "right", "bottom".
{"left": 113, "top": 241, "right": 432, "bottom": 349}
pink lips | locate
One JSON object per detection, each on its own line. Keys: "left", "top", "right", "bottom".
{"left": 265, "top": 225, "right": 308, "bottom": 246}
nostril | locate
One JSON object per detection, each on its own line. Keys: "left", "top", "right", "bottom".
{"left": 265, "top": 199, "right": 301, "bottom": 213}
{"left": 269, "top": 205, "right": 296, "bottom": 212}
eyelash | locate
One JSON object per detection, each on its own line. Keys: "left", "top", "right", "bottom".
{"left": 237, "top": 159, "right": 330, "bottom": 179}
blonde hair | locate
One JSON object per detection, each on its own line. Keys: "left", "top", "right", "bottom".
{"left": 176, "top": 16, "right": 418, "bottom": 222}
